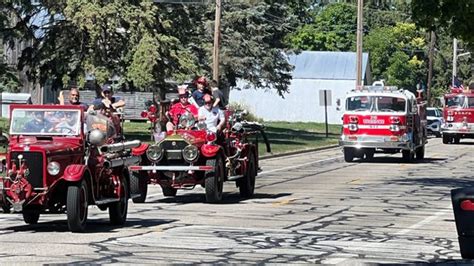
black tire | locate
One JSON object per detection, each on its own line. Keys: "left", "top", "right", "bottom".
{"left": 442, "top": 135, "right": 450, "bottom": 144}
{"left": 365, "top": 149, "right": 375, "bottom": 160}
{"left": 402, "top": 150, "right": 413, "bottom": 163}
{"left": 343, "top": 147, "right": 354, "bottom": 162}
{"left": 162, "top": 186, "right": 177, "bottom": 197}
{"left": 67, "top": 179, "right": 88, "bottom": 232}
{"left": 238, "top": 151, "right": 256, "bottom": 198}
{"left": 454, "top": 136, "right": 460, "bottom": 144}
{"left": 109, "top": 176, "right": 128, "bottom": 226}
{"left": 205, "top": 154, "right": 225, "bottom": 203}
{"left": 22, "top": 207, "right": 40, "bottom": 224}
{"left": 2, "top": 202, "right": 11, "bottom": 213}
{"left": 435, "top": 132, "right": 441, "bottom": 138}
{"left": 130, "top": 172, "right": 148, "bottom": 203}
{"left": 415, "top": 145, "right": 425, "bottom": 160}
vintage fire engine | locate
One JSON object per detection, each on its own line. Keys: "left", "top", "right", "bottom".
{"left": 441, "top": 88, "right": 474, "bottom": 144}
{"left": 129, "top": 101, "right": 270, "bottom": 203}
{"left": 0, "top": 105, "right": 140, "bottom": 232}
{"left": 339, "top": 84, "right": 427, "bottom": 162}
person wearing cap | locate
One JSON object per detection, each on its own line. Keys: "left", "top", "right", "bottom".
{"left": 166, "top": 85, "right": 199, "bottom": 131}
{"left": 58, "top": 86, "right": 88, "bottom": 111}
{"left": 198, "top": 94, "right": 225, "bottom": 133}
{"left": 192, "top": 76, "right": 210, "bottom": 107}
{"left": 23, "top": 111, "right": 53, "bottom": 133}
{"left": 90, "top": 84, "right": 126, "bottom": 111}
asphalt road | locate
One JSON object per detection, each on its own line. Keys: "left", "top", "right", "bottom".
{"left": 0, "top": 137, "right": 472, "bottom": 264}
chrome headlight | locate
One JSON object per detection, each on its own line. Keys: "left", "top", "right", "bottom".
{"left": 146, "top": 144, "right": 163, "bottom": 162}
{"left": 47, "top": 161, "right": 60, "bottom": 176}
{"left": 182, "top": 145, "right": 199, "bottom": 162}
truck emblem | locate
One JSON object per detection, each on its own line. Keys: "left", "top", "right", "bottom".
{"left": 172, "top": 141, "right": 176, "bottom": 146}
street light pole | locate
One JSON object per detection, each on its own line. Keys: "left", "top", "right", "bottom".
{"left": 356, "top": 0, "right": 363, "bottom": 88}
{"left": 212, "top": 0, "right": 221, "bottom": 82}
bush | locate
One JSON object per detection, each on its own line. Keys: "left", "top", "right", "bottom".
{"left": 228, "top": 102, "right": 263, "bottom": 122}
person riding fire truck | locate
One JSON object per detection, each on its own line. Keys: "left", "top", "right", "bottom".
{"left": 339, "top": 81, "right": 427, "bottom": 162}
{"left": 441, "top": 82, "right": 474, "bottom": 144}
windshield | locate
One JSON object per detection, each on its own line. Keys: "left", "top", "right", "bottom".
{"left": 85, "top": 112, "right": 116, "bottom": 139}
{"left": 445, "top": 96, "right": 474, "bottom": 108}
{"left": 10, "top": 109, "right": 81, "bottom": 136}
{"left": 346, "top": 96, "right": 406, "bottom": 112}
{"left": 427, "top": 109, "right": 440, "bottom": 117}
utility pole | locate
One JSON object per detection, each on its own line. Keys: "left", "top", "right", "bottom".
{"left": 427, "top": 31, "right": 435, "bottom": 104}
{"left": 212, "top": 0, "right": 222, "bottom": 82}
{"left": 453, "top": 38, "right": 458, "bottom": 87}
{"left": 356, "top": 0, "right": 363, "bottom": 88}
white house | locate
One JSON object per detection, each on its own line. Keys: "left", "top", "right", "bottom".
{"left": 229, "top": 51, "right": 372, "bottom": 124}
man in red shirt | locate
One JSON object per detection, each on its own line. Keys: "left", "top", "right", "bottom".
{"left": 166, "top": 86, "right": 198, "bottom": 131}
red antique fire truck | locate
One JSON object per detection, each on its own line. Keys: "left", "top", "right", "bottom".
{"left": 339, "top": 83, "right": 427, "bottom": 162}
{"left": 441, "top": 88, "right": 474, "bottom": 144}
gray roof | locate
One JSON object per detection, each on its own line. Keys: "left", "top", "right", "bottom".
{"left": 288, "top": 51, "right": 369, "bottom": 80}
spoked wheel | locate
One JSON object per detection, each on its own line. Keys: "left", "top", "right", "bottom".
{"left": 67, "top": 179, "right": 89, "bottom": 232}
{"left": 238, "top": 151, "right": 256, "bottom": 198}
{"left": 22, "top": 206, "right": 40, "bottom": 224}
{"left": 205, "top": 154, "right": 225, "bottom": 203}
{"left": 130, "top": 172, "right": 148, "bottom": 203}
{"left": 162, "top": 186, "right": 177, "bottom": 197}
{"left": 109, "top": 175, "right": 129, "bottom": 226}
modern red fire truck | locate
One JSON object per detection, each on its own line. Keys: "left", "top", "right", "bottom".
{"left": 339, "top": 83, "right": 427, "bottom": 162}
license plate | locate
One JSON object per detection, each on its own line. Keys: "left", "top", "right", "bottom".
{"left": 167, "top": 150, "right": 182, "bottom": 160}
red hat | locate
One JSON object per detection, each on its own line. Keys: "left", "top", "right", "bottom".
{"left": 195, "top": 76, "right": 207, "bottom": 86}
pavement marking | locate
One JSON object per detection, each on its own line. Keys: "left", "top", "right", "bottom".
{"left": 260, "top": 156, "right": 343, "bottom": 175}
{"left": 272, "top": 198, "right": 295, "bottom": 206}
{"left": 346, "top": 178, "right": 360, "bottom": 184}
{"left": 395, "top": 205, "right": 451, "bottom": 236}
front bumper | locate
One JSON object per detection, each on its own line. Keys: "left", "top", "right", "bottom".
{"left": 129, "top": 165, "right": 213, "bottom": 172}
{"left": 441, "top": 122, "right": 474, "bottom": 134}
{"left": 339, "top": 134, "right": 411, "bottom": 149}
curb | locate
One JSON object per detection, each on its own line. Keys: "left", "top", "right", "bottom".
{"left": 260, "top": 144, "right": 340, "bottom": 160}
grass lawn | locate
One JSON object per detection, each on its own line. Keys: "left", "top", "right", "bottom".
{"left": 124, "top": 121, "right": 341, "bottom": 156}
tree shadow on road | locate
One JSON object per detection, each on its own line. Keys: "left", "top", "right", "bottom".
{"left": 149, "top": 192, "right": 292, "bottom": 205}
{"left": 4, "top": 218, "right": 175, "bottom": 233}
{"left": 359, "top": 156, "right": 447, "bottom": 164}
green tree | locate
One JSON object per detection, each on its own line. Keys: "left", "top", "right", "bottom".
{"left": 412, "top": 0, "right": 474, "bottom": 48}
{"left": 365, "top": 22, "right": 426, "bottom": 89}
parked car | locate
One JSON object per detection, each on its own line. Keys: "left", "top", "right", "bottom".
{"left": 426, "top": 107, "right": 443, "bottom": 137}
{"left": 0, "top": 105, "right": 141, "bottom": 232}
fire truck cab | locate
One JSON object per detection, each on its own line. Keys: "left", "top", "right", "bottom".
{"left": 441, "top": 89, "right": 474, "bottom": 144}
{"left": 339, "top": 83, "right": 427, "bottom": 162}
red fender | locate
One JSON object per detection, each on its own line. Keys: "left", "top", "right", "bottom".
{"left": 201, "top": 144, "right": 221, "bottom": 158}
{"left": 63, "top": 164, "right": 88, "bottom": 182}
{"left": 132, "top": 143, "right": 149, "bottom": 156}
